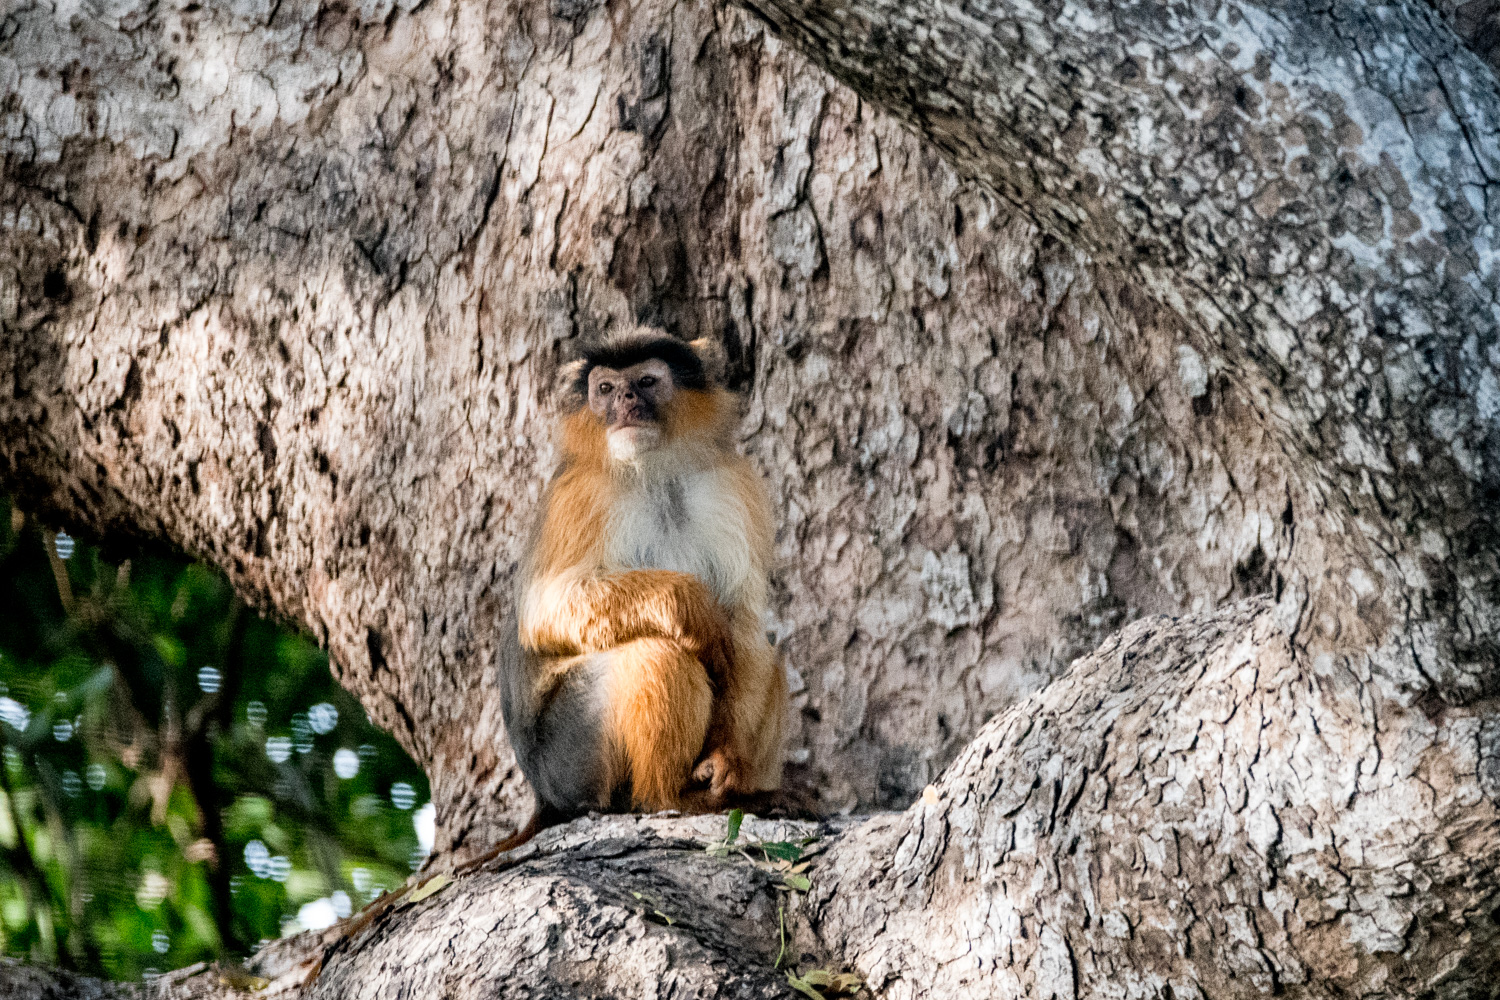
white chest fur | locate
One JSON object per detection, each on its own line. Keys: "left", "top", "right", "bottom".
{"left": 603, "top": 466, "right": 753, "bottom": 607}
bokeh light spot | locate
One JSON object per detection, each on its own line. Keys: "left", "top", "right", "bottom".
{"left": 0, "top": 696, "right": 30, "bottom": 731}
{"left": 265, "top": 736, "right": 292, "bottom": 763}
{"left": 244, "top": 840, "right": 271, "bottom": 879}
{"left": 413, "top": 802, "right": 435, "bottom": 855}
{"left": 332, "top": 748, "right": 359, "bottom": 779}
{"left": 308, "top": 702, "right": 338, "bottom": 734}
{"left": 390, "top": 782, "right": 416, "bottom": 810}
{"left": 295, "top": 897, "right": 338, "bottom": 932}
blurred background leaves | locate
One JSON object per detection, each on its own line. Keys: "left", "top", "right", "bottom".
{"left": 0, "top": 496, "right": 430, "bottom": 982}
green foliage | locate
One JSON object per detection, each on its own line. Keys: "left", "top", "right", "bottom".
{"left": 725, "top": 808, "right": 743, "bottom": 846}
{"left": 0, "top": 498, "right": 429, "bottom": 982}
{"left": 786, "top": 968, "right": 864, "bottom": 999}
{"left": 757, "top": 841, "right": 804, "bottom": 863}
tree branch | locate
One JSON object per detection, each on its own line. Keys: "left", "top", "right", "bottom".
{"left": 1, "top": 0, "right": 1497, "bottom": 995}
{"left": 740, "top": 0, "right": 1500, "bottom": 696}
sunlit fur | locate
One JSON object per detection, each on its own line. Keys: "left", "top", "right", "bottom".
{"left": 512, "top": 338, "right": 784, "bottom": 812}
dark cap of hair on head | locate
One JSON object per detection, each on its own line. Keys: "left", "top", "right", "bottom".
{"left": 567, "top": 330, "right": 709, "bottom": 399}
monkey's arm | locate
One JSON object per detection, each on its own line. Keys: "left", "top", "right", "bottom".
{"left": 691, "top": 609, "right": 787, "bottom": 802}
{"left": 520, "top": 569, "right": 734, "bottom": 672}
{"left": 691, "top": 457, "right": 779, "bottom": 801}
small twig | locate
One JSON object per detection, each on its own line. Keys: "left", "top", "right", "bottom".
{"left": 42, "top": 530, "right": 74, "bottom": 613}
{"left": 180, "top": 606, "right": 246, "bottom": 954}
{"left": 0, "top": 746, "right": 59, "bottom": 962}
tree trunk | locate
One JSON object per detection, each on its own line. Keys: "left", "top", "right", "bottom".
{"left": 0, "top": 0, "right": 1496, "bottom": 996}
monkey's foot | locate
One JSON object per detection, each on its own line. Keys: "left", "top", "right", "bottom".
{"left": 692, "top": 748, "right": 749, "bottom": 804}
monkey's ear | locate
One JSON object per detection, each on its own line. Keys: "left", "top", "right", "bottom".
{"left": 557, "top": 357, "right": 590, "bottom": 405}
{"left": 688, "top": 337, "right": 728, "bottom": 385}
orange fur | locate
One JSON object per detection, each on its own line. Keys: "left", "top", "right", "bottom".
{"left": 522, "top": 570, "right": 734, "bottom": 676}
{"left": 515, "top": 367, "right": 783, "bottom": 812}
{"left": 604, "top": 638, "right": 714, "bottom": 810}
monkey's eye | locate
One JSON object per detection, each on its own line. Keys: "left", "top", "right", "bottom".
{"left": 596, "top": 382, "right": 613, "bottom": 395}
{"left": 638, "top": 375, "right": 657, "bottom": 388}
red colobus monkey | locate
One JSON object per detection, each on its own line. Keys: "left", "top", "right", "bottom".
{"left": 499, "top": 328, "right": 785, "bottom": 836}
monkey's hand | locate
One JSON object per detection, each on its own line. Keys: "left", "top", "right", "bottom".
{"left": 692, "top": 746, "right": 751, "bottom": 805}
{"left": 669, "top": 584, "right": 736, "bottom": 684}
{"left": 590, "top": 571, "right": 736, "bottom": 678}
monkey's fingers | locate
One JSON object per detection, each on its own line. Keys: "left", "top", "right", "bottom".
{"left": 693, "top": 748, "right": 749, "bottom": 805}
{"left": 691, "top": 755, "right": 716, "bottom": 786}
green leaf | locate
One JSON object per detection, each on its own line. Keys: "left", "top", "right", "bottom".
{"left": 775, "top": 903, "right": 787, "bottom": 969}
{"left": 813, "top": 970, "right": 861, "bottom": 991}
{"left": 630, "top": 890, "right": 677, "bottom": 925}
{"left": 760, "top": 841, "right": 802, "bottom": 862}
{"left": 215, "top": 965, "right": 270, "bottom": 990}
{"left": 407, "top": 873, "right": 453, "bottom": 903}
{"left": 786, "top": 971, "right": 827, "bottom": 1000}
{"left": 783, "top": 872, "right": 811, "bottom": 892}
{"left": 791, "top": 969, "right": 863, "bottom": 996}
{"left": 725, "top": 808, "right": 744, "bottom": 845}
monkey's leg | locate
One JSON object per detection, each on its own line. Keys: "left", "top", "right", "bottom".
{"left": 740, "top": 635, "right": 788, "bottom": 792}
{"left": 692, "top": 618, "right": 785, "bottom": 802}
{"left": 520, "top": 654, "right": 619, "bottom": 815}
{"left": 601, "top": 638, "right": 713, "bottom": 811}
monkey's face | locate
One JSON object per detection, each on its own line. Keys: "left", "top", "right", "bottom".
{"left": 588, "top": 358, "right": 676, "bottom": 461}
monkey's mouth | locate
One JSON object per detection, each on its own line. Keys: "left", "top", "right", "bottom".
{"left": 612, "top": 402, "right": 656, "bottom": 428}
{"left": 606, "top": 424, "right": 663, "bottom": 461}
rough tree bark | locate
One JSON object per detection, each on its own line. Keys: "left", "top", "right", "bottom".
{"left": 0, "top": 0, "right": 1496, "bottom": 997}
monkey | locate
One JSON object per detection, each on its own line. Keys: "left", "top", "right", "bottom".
{"left": 497, "top": 326, "right": 785, "bottom": 842}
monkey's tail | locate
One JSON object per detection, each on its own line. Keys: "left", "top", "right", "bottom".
{"left": 456, "top": 801, "right": 563, "bottom": 876}
{"left": 495, "top": 803, "right": 562, "bottom": 852}
{"left": 494, "top": 615, "right": 568, "bottom": 854}
{"left": 497, "top": 611, "right": 541, "bottom": 760}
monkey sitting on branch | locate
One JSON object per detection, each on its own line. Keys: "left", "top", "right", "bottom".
{"left": 498, "top": 328, "right": 786, "bottom": 844}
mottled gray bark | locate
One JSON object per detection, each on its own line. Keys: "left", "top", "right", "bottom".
{"left": 0, "top": 0, "right": 1293, "bottom": 844}
{"left": 5, "top": 606, "right": 1497, "bottom": 999}
{"left": 0, "top": 815, "right": 832, "bottom": 999}
{"left": 1428, "top": 0, "right": 1500, "bottom": 71}
{"left": 0, "top": 0, "right": 1497, "bottom": 996}
{"left": 744, "top": 0, "right": 1500, "bottom": 701}
{"left": 803, "top": 600, "right": 1500, "bottom": 999}
{"left": 0, "top": 958, "right": 128, "bottom": 998}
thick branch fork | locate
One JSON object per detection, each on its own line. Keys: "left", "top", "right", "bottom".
{"left": 0, "top": 0, "right": 1497, "bottom": 995}
{"left": 741, "top": 0, "right": 1500, "bottom": 696}
{"left": 2, "top": 605, "right": 1495, "bottom": 998}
